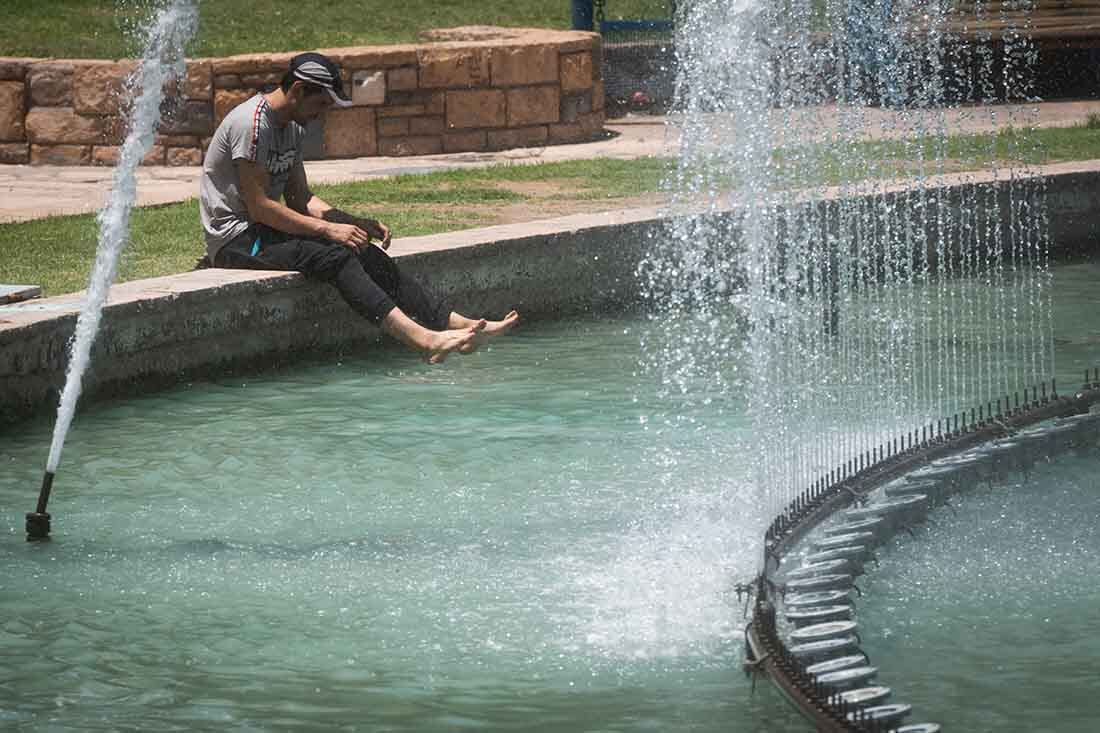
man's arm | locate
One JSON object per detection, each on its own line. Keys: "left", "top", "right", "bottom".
{"left": 284, "top": 161, "right": 392, "bottom": 249}
{"left": 238, "top": 159, "right": 370, "bottom": 250}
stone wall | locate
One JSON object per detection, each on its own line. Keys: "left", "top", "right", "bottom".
{"left": 0, "top": 27, "right": 604, "bottom": 167}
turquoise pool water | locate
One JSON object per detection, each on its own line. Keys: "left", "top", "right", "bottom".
{"left": 857, "top": 452, "right": 1100, "bottom": 731}
{"left": 2, "top": 261, "right": 1099, "bottom": 731}
{"left": 0, "top": 317, "right": 801, "bottom": 731}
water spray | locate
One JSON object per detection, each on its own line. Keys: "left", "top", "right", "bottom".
{"left": 25, "top": 0, "right": 198, "bottom": 542}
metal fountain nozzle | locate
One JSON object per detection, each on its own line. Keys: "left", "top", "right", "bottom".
{"left": 26, "top": 471, "right": 55, "bottom": 542}
{"left": 25, "top": 512, "right": 51, "bottom": 542}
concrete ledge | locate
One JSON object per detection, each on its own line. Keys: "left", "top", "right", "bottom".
{"left": 0, "top": 208, "right": 670, "bottom": 425}
{"left": 3, "top": 162, "right": 1100, "bottom": 426}
{"left": 0, "top": 284, "right": 41, "bottom": 304}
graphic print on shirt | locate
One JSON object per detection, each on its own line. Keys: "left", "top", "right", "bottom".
{"left": 268, "top": 148, "right": 298, "bottom": 176}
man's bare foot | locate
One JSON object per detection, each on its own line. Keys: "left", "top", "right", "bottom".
{"left": 452, "top": 310, "right": 520, "bottom": 354}
{"left": 425, "top": 321, "right": 486, "bottom": 364}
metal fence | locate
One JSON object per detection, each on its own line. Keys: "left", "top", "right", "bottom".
{"left": 574, "top": 0, "right": 677, "bottom": 113}
{"left": 745, "top": 371, "right": 1100, "bottom": 731}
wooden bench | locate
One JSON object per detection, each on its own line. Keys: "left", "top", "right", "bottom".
{"left": 947, "top": 1, "right": 1100, "bottom": 48}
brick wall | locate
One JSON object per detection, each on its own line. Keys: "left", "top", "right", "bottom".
{"left": 0, "top": 27, "right": 604, "bottom": 167}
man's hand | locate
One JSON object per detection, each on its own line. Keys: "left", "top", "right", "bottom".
{"left": 362, "top": 219, "right": 392, "bottom": 250}
{"left": 319, "top": 209, "right": 392, "bottom": 250}
{"left": 323, "top": 221, "right": 371, "bottom": 251}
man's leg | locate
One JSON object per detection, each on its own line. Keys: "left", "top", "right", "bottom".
{"left": 357, "top": 244, "right": 519, "bottom": 350}
{"left": 356, "top": 243, "right": 450, "bottom": 330}
{"left": 216, "top": 230, "right": 482, "bottom": 362}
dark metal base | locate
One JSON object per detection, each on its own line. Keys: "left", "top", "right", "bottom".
{"left": 25, "top": 512, "right": 51, "bottom": 542}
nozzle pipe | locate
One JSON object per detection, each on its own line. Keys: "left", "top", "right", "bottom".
{"left": 26, "top": 471, "right": 54, "bottom": 541}
{"left": 36, "top": 470, "right": 54, "bottom": 514}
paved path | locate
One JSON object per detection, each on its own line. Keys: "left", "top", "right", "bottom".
{"left": 3, "top": 100, "right": 1100, "bottom": 224}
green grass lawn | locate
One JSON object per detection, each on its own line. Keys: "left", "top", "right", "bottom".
{"left": 0, "top": 0, "right": 671, "bottom": 59}
{"left": 3, "top": 123, "right": 1100, "bottom": 298}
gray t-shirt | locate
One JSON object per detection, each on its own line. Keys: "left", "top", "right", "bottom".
{"left": 199, "top": 94, "right": 305, "bottom": 258}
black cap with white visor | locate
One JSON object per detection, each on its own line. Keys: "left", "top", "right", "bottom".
{"left": 288, "top": 52, "right": 353, "bottom": 107}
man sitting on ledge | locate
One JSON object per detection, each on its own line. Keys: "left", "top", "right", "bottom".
{"left": 199, "top": 52, "right": 518, "bottom": 363}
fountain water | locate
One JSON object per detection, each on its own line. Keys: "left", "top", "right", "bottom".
{"left": 640, "top": 0, "right": 1089, "bottom": 728}
{"left": 27, "top": 0, "right": 199, "bottom": 540}
{"left": 645, "top": 0, "right": 1053, "bottom": 520}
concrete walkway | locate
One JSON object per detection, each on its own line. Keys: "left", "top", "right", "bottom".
{"left": 3, "top": 100, "right": 1100, "bottom": 224}
{"left": 0, "top": 117, "right": 676, "bottom": 224}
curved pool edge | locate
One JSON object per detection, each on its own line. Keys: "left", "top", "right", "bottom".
{"left": 747, "top": 383, "right": 1100, "bottom": 731}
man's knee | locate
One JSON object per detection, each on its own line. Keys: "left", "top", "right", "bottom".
{"left": 309, "top": 243, "right": 358, "bottom": 281}
{"left": 358, "top": 243, "right": 392, "bottom": 268}
{"left": 357, "top": 244, "right": 399, "bottom": 284}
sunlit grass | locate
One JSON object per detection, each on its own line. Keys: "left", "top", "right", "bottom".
{"left": 0, "top": 0, "right": 668, "bottom": 59}
{"left": 4, "top": 122, "right": 1099, "bottom": 297}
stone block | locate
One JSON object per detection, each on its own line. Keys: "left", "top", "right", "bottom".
{"left": 186, "top": 61, "right": 213, "bottom": 100}
{"left": 0, "top": 58, "right": 31, "bottom": 81}
{"left": 211, "top": 52, "right": 296, "bottom": 76}
{"left": 155, "top": 134, "right": 199, "bottom": 148}
{"left": 420, "top": 27, "right": 526, "bottom": 43}
{"left": 352, "top": 70, "right": 386, "bottom": 106}
{"left": 0, "top": 81, "right": 25, "bottom": 141}
{"left": 379, "top": 135, "right": 442, "bottom": 157}
{"left": 241, "top": 72, "right": 281, "bottom": 89}
{"left": 490, "top": 45, "right": 558, "bottom": 87}
{"left": 25, "top": 107, "right": 115, "bottom": 145}
{"left": 378, "top": 118, "right": 409, "bottom": 137}
{"left": 323, "top": 106, "right": 377, "bottom": 158}
{"left": 593, "top": 80, "right": 604, "bottom": 111}
{"left": 30, "top": 144, "right": 90, "bottom": 165}
{"left": 446, "top": 89, "right": 505, "bottom": 129}
{"left": 92, "top": 146, "right": 119, "bottom": 166}
{"left": 418, "top": 47, "right": 490, "bottom": 88}
{"left": 0, "top": 142, "right": 29, "bottom": 164}
{"left": 28, "top": 63, "right": 74, "bottom": 107}
{"left": 442, "top": 130, "right": 486, "bottom": 153}
{"left": 488, "top": 125, "right": 548, "bottom": 150}
{"left": 214, "top": 88, "right": 253, "bottom": 124}
{"left": 377, "top": 90, "right": 444, "bottom": 118}
{"left": 560, "top": 90, "right": 593, "bottom": 123}
{"left": 409, "top": 116, "right": 445, "bottom": 136}
{"left": 92, "top": 144, "right": 165, "bottom": 167}
{"left": 560, "top": 52, "right": 594, "bottom": 92}
{"left": 557, "top": 32, "right": 600, "bottom": 54}
{"left": 318, "top": 45, "right": 419, "bottom": 70}
{"left": 73, "top": 61, "right": 134, "bottom": 116}
{"left": 167, "top": 147, "right": 203, "bottom": 166}
{"left": 548, "top": 111, "right": 603, "bottom": 144}
{"left": 159, "top": 99, "right": 214, "bottom": 136}
{"left": 506, "top": 86, "right": 559, "bottom": 127}
{"left": 387, "top": 67, "right": 418, "bottom": 91}
{"left": 140, "top": 145, "right": 166, "bottom": 166}
{"left": 214, "top": 74, "right": 242, "bottom": 88}
{"left": 102, "top": 116, "right": 127, "bottom": 145}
